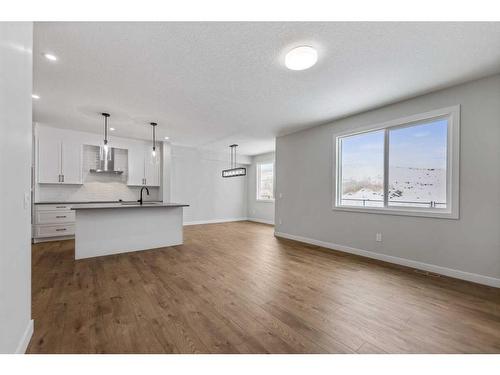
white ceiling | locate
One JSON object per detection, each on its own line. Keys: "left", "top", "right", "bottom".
{"left": 33, "top": 22, "right": 500, "bottom": 155}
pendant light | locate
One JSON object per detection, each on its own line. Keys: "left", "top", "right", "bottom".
{"left": 102, "top": 112, "right": 110, "bottom": 151}
{"left": 150, "top": 122, "right": 157, "bottom": 158}
{"left": 222, "top": 144, "right": 246, "bottom": 178}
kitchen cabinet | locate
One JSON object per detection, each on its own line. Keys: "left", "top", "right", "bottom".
{"left": 32, "top": 204, "right": 75, "bottom": 243}
{"left": 61, "top": 138, "right": 83, "bottom": 184}
{"left": 127, "top": 146, "right": 160, "bottom": 186}
{"left": 37, "top": 132, "right": 61, "bottom": 183}
{"left": 37, "top": 128, "right": 82, "bottom": 184}
{"left": 144, "top": 150, "right": 161, "bottom": 186}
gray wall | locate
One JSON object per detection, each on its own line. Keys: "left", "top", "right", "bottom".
{"left": 0, "top": 22, "right": 33, "bottom": 353}
{"left": 171, "top": 145, "right": 248, "bottom": 224}
{"left": 247, "top": 152, "right": 275, "bottom": 224}
{"left": 275, "top": 74, "right": 500, "bottom": 284}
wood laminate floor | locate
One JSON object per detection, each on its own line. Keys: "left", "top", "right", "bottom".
{"left": 28, "top": 221, "right": 500, "bottom": 353}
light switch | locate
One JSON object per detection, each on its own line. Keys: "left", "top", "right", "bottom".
{"left": 24, "top": 192, "right": 30, "bottom": 209}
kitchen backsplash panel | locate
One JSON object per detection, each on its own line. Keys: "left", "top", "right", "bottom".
{"left": 36, "top": 144, "right": 159, "bottom": 202}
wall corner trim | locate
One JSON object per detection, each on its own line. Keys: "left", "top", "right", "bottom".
{"left": 15, "top": 319, "right": 34, "bottom": 354}
{"left": 274, "top": 231, "right": 500, "bottom": 288}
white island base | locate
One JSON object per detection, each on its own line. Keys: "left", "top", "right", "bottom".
{"left": 73, "top": 204, "right": 187, "bottom": 260}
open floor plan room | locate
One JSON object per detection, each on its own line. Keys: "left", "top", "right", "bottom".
{"left": 2, "top": 9, "right": 500, "bottom": 370}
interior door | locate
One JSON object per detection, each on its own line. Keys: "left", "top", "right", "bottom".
{"left": 37, "top": 134, "right": 61, "bottom": 184}
{"left": 61, "top": 138, "right": 82, "bottom": 184}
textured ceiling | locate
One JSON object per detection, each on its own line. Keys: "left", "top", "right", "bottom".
{"left": 33, "top": 22, "right": 500, "bottom": 155}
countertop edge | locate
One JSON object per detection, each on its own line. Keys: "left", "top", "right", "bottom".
{"left": 71, "top": 203, "right": 189, "bottom": 210}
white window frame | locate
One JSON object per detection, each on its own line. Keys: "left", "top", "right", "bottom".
{"left": 256, "top": 162, "right": 275, "bottom": 202}
{"left": 333, "top": 105, "right": 460, "bottom": 219}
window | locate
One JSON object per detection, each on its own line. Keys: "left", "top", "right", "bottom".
{"left": 257, "top": 162, "right": 274, "bottom": 201}
{"left": 334, "top": 106, "right": 460, "bottom": 218}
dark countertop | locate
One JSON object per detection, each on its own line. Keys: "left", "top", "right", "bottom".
{"left": 71, "top": 202, "right": 189, "bottom": 210}
{"left": 35, "top": 200, "right": 162, "bottom": 205}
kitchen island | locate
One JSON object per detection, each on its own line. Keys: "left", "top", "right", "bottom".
{"left": 72, "top": 202, "right": 189, "bottom": 259}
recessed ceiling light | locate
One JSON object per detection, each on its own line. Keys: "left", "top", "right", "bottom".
{"left": 109, "top": 127, "right": 115, "bottom": 131}
{"left": 164, "top": 136, "right": 169, "bottom": 140}
{"left": 285, "top": 46, "right": 318, "bottom": 71}
{"left": 43, "top": 53, "right": 58, "bottom": 61}
{"left": 32, "top": 94, "right": 40, "bottom": 99}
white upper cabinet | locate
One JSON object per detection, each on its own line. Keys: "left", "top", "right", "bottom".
{"left": 127, "top": 143, "right": 146, "bottom": 186}
{"left": 61, "top": 137, "right": 82, "bottom": 184}
{"left": 37, "top": 131, "right": 61, "bottom": 184}
{"left": 145, "top": 150, "right": 161, "bottom": 187}
{"left": 37, "top": 127, "right": 82, "bottom": 185}
{"left": 127, "top": 145, "right": 161, "bottom": 187}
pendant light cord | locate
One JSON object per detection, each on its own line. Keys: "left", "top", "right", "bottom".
{"left": 102, "top": 113, "right": 110, "bottom": 145}
{"left": 229, "top": 144, "right": 238, "bottom": 169}
{"left": 150, "top": 122, "right": 158, "bottom": 153}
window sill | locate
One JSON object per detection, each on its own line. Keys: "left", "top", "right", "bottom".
{"left": 256, "top": 199, "right": 275, "bottom": 203}
{"left": 332, "top": 205, "right": 458, "bottom": 220}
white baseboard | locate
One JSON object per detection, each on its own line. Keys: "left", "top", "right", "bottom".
{"left": 274, "top": 231, "right": 500, "bottom": 288}
{"left": 15, "top": 319, "right": 33, "bottom": 354}
{"left": 247, "top": 217, "right": 274, "bottom": 225}
{"left": 183, "top": 217, "right": 248, "bottom": 226}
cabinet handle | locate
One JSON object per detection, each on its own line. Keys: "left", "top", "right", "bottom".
{"left": 56, "top": 206, "right": 67, "bottom": 208}
{"left": 56, "top": 228, "right": 67, "bottom": 232}
{"left": 56, "top": 215, "right": 67, "bottom": 218}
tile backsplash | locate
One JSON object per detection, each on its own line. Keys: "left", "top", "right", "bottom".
{"left": 36, "top": 145, "right": 159, "bottom": 202}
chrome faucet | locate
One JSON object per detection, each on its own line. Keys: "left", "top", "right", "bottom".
{"left": 138, "top": 186, "right": 150, "bottom": 205}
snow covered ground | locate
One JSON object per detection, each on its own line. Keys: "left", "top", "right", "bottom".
{"left": 341, "top": 166, "right": 446, "bottom": 208}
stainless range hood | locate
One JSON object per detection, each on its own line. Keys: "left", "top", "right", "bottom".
{"left": 89, "top": 146, "right": 124, "bottom": 174}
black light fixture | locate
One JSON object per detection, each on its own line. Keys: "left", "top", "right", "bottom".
{"left": 222, "top": 144, "right": 246, "bottom": 178}
{"left": 102, "top": 113, "right": 110, "bottom": 151}
{"left": 150, "top": 122, "right": 157, "bottom": 157}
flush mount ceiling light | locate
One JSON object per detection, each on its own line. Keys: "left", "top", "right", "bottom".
{"left": 285, "top": 46, "right": 318, "bottom": 71}
{"left": 32, "top": 94, "right": 40, "bottom": 99}
{"left": 43, "top": 53, "right": 58, "bottom": 61}
{"left": 164, "top": 136, "right": 169, "bottom": 140}
{"left": 109, "top": 127, "right": 115, "bottom": 131}
{"left": 222, "top": 144, "right": 246, "bottom": 178}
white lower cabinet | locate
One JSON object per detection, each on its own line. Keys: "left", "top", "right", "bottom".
{"left": 33, "top": 224, "right": 75, "bottom": 239}
{"left": 33, "top": 204, "right": 76, "bottom": 242}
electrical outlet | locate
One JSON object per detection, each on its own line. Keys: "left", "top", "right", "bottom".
{"left": 376, "top": 233, "right": 382, "bottom": 242}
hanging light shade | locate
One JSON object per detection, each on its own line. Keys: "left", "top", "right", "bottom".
{"left": 150, "top": 122, "right": 157, "bottom": 157}
{"left": 222, "top": 144, "right": 246, "bottom": 178}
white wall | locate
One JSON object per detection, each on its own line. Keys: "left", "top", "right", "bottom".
{"left": 0, "top": 22, "right": 33, "bottom": 353}
{"left": 171, "top": 145, "right": 248, "bottom": 224}
{"left": 275, "top": 74, "right": 500, "bottom": 286}
{"left": 35, "top": 125, "right": 159, "bottom": 202}
{"left": 247, "top": 152, "right": 275, "bottom": 224}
